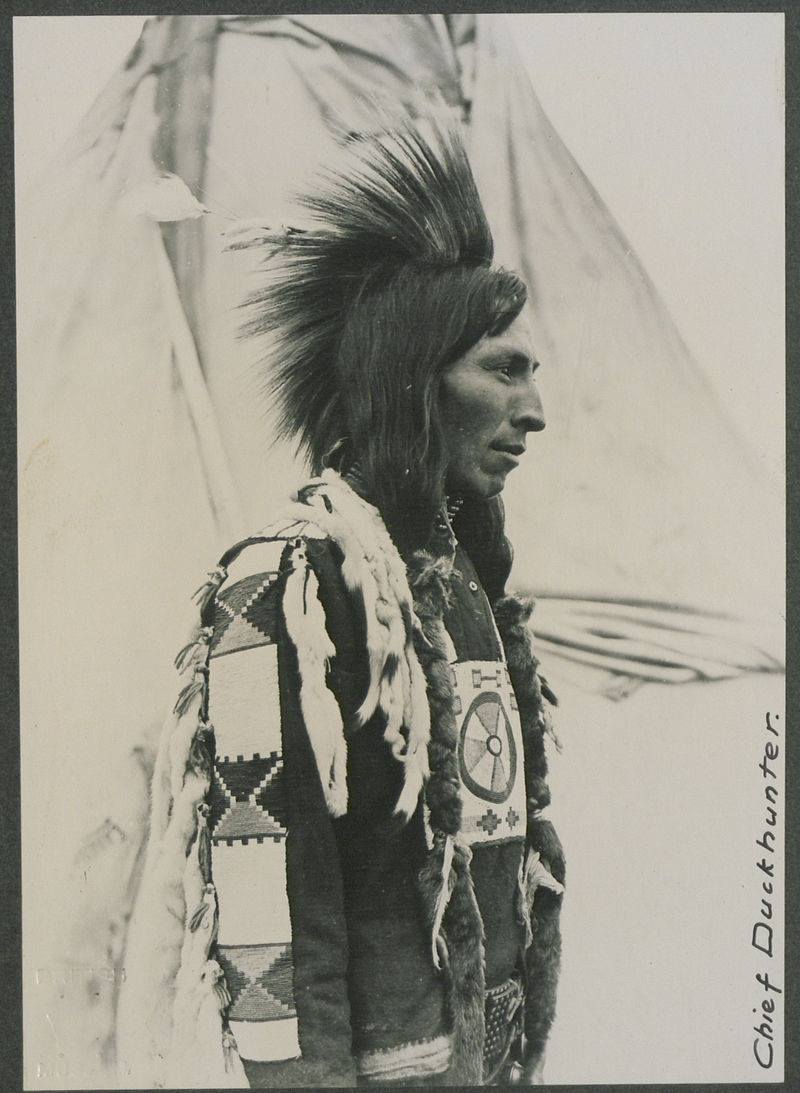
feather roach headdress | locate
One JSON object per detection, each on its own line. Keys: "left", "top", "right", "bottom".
{"left": 229, "top": 116, "right": 501, "bottom": 473}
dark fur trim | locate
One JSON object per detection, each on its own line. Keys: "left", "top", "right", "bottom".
{"left": 494, "top": 595, "right": 552, "bottom": 818}
{"left": 442, "top": 846, "right": 486, "bottom": 1085}
{"left": 407, "top": 551, "right": 454, "bottom": 616}
{"left": 523, "top": 887, "right": 562, "bottom": 1064}
{"left": 407, "top": 552, "right": 461, "bottom": 836}
{"left": 492, "top": 591, "right": 534, "bottom": 634}
{"left": 418, "top": 843, "right": 486, "bottom": 1086}
{"left": 527, "top": 819, "right": 565, "bottom": 886}
{"left": 408, "top": 572, "right": 563, "bottom": 1082}
{"left": 408, "top": 551, "right": 485, "bottom": 1082}
{"left": 493, "top": 593, "right": 564, "bottom": 1074}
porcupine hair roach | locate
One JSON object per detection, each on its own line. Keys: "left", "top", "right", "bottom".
{"left": 238, "top": 114, "right": 528, "bottom": 553}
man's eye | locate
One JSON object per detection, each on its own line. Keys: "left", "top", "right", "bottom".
{"left": 492, "top": 357, "right": 538, "bottom": 380}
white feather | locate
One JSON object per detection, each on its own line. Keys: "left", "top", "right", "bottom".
{"left": 122, "top": 172, "right": 208, "bottom": 221}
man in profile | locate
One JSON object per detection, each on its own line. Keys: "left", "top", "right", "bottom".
{"left": 117, "top": 115, "right": 564, "bottom": 1088}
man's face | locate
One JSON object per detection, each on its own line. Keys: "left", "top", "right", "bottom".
{"left": 439, "top": 312, "right": 544, "bottom": 500}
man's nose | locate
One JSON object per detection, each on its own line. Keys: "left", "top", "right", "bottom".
{"left": 512, "top": 377, "right": 546, "bottom": 433}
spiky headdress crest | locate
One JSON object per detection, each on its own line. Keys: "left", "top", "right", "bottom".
{"left": 231, "top": 116, "right": 495, "bottom": 468}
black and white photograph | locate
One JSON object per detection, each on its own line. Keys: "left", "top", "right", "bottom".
{"left": 16, "top": 11, "right": 786, "bottom": 1089}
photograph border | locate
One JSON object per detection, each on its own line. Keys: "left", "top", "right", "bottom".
{"left": 4, "top": 3, "right": 795, "bottom": 1091}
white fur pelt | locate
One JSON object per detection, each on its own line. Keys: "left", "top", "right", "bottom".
{"left": 260, "top": 470, "right": 431, "bottom": 820}
{"left": 283, "top": 538, "right": 349, "bottom": 816}
{"left": 115, "top": 620, "right": 247, "bottom": 1089}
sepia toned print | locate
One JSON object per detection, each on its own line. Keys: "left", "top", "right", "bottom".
{"left": 17, "top": 12, "right": 784, "bottom": 1089}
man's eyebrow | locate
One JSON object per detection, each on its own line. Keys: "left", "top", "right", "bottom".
{"left": 486, "top": 349, "right": 539, "bottom": 369}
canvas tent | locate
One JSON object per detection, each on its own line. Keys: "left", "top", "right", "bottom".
{"left": 18, "top": 14, "right": 783, "bottom": 1088}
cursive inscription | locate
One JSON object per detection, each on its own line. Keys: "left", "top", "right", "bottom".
{"left": 751, "top": 712, "right": 782, "bottom": 1070}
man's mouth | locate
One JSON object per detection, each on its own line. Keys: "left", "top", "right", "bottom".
{"left": 490, "top": 446, "right": 523, "bottom": 470}
{"left": 491, "top": 443, "right": 526, "bottom": 468}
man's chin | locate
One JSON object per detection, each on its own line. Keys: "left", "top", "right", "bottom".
{"left": 459, "top": 473, "right": 506, "bottom": 501}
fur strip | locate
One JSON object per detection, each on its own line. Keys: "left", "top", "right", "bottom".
{"left": 407, "top": 551, "right": 461, "bottom": 837}
{"left": 418, "top": 842, "right": 486, "bottom": 1085}
{"left": 493, "top": 593, "right": 565, "bottom": 1074}
{"left": 494, "top": 594, "right": 552, "bottom": 816}
{"left": 143, "top": 602, "right": 207, "bottom": 867}
{"left": 165, "top": 959, "right": 248, "bottom": 1089}
{"left": 517, "top": 847, "right": 565, "bottom": 953}
{"left": 523, "top": 848, "right": 564, "bottom": 901}
{"left": 443, "top": 850, "right": 485, "bottom": 1088}
{"left": 523, "top": 886, "right": 562, "bottom": 1065}
{"left": 116, "top": 767, "right": 210, "bottom": 1088}
{"left": 527, "top": 818, "right": 565, "bottom": 884}
{"left": 317, "top": 471, "right": 428, "bottom": 722}
{"left": 175, "top": 809, "right": 218, "bottom": 987}
{"left": 283, "top": 540, "right": 348, "bottom": 816}
{"left": 393, "top": 756, "right": 427, "bottom": 821}
{"left": 408, "top": 549, "right": 486, "bottom": 1083}
{"left": 315, "top": 478, "right": 418, "bottom": 734}
{"left": 166, "top": 807, "right": 247, "bottom": 1088}
{"left": 144, "top": 706, "right": 181, "bottom": 866}
{"left": 288, "top": 483, "right": 394, "bottom": 726}
{"left": 168, "top": 688, "right": 205, "bottom": 803}
{"left": 287, "top": 473, "right": 431, "bottom": 817}
{"left": 429, "top": 833, "right": 455, "bottom": 969}
{"left": 118, "top": 580, "right": 234, "bottom": 1087}
{"left": 116, "top": 587, "right": 216, "bottom": 1088}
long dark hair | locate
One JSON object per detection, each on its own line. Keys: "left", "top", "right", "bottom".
{"left": 333, "top": 261, "right": 527, "bottom": 559}
{"left": 241, "top": 115, "right": 527, "bottom": 586}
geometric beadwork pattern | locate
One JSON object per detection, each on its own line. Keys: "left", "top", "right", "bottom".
{"left": 217, "top": 942, "right": 296, "bottom": 1021}
{"left": 471, "top": 664, "right": 505, "bottom": 690}
{"left": 449, "top": 659, "right": 527, "bottom": 847}
{"left": 459, "top": 692, "right": 517, "bottom": 803}
{"left": 207, "top": 545, "right": 297, "bottom": 1063}
{"left": 476, "top": 807, "right": 502, "bottom": 836}
{"left": 210, "top": 571, "right": 280, "bottom": 659}
{"left": 209, "top": 751, "right": 287, "bottom": 844}
{"left": 474, "top": 804, "right": 524, "bottom": 837}
{"left": 450, "top": 663, "right": 519, "bottom": 716}
{"left": 482, "top": 975, "right": 524, "bottom": 1081}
